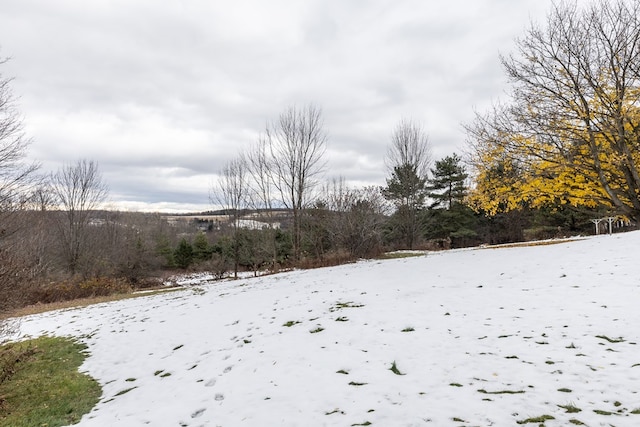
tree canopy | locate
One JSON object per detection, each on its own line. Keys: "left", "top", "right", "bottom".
{"left": 466, "top": 0, "right": 640, "bottom": 220}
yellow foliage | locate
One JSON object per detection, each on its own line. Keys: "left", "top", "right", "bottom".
{"left": 468, "top": 86, "right": 640, "bottom": 216}
{"left": 468, "top": 134, "right": 608, "bottom": 215}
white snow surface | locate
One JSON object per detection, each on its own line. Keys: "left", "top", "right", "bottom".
{"left": 14, "top": 231, "right": 640, "bottom": 426}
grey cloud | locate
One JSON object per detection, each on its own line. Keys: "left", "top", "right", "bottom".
{"left": 1, "top": 0, "right": 553, "bottom": 212}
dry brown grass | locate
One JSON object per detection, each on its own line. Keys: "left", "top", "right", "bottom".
{"left": 296, "top": 250, "right": 355, "bottom": 270}
{"left": 480, "top": 237, "right": 585, "bottom": 250}
{"left": 2, "top": 288, "right": 181, "bottom": 320}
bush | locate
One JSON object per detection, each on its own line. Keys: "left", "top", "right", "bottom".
{"left": 296, "top": 250, "right": 355, "bottom": 270}
{"left": 523, "top": 226, "right": 561, "bottom": 241}
{"left": 29, "top": 277, "right": 132, "bottom": 305}
{"left": 197, "top": 253, "right": 230, "bottom": 280}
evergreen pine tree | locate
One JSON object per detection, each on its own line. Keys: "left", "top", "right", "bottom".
{"left": 173, "top": 238, "right": 194, "bottom": 269}
{"left": 382, "top": 163, "right": 428, "bottom": 249}
{"left": 155, "top": 234, "right": 175, "bottom": 267}
{"left": 427, "top": 154, "right": 468, "bottom": 209}
{"left": 425, "top": 154, "right": 478, "bottom": 247}
{"left": 192, "top": 232, "right": 212, "bottom": 261}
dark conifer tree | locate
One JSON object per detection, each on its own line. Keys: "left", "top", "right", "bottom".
{"left": 427, "top": 154, "right": 468, "bottom": 209}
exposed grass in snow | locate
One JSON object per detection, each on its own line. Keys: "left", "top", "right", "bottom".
{"left": 595, "top": 334, "right": 625, "bottom": 343}
{"left": 8, "top": 231, "right": 640, "bottom": 426}
{"left": 282, "top": 320, "right": 301, "bottom": 327}
{"left": 0, "top": 336, "right": 100, "bottom": 427}
{"left": 558, "top": 403, "right": 581, "bottom": 413}
{"left": 516, "top": 414, "right": 555, "bottom": 424}
{"left": 389, "top": 360, "right": 405, "bottom": 376}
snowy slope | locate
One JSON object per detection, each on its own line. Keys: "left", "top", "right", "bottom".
{"left": 15, "top": 231, "right": 640, "bottom": 426}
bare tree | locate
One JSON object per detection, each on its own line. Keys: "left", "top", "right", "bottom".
{"left": 321, "top": 178, "right": 387, "bottom": 258}
{"left": 246, "top": 136, "right": 279, "bottom": 270}
{"left": 50, "top": 159, "right": 109, "bottom": 275}
{"left": 265, "top": 104, "right": 327, "bottom": 260}
{"left": 30, "top": 182, "right": 57, "bottom": 211}
{"left": 0, "top": 56, "right": 39, "bottom": 236}
{"left": 212, "top": 155, "right": 250, "bottom": 278}
{"left": 383, "top": 119, "right": 432, "bottom": 248}
{"left": 385, "top": 118, "right": 432, "bottom": 180}
{"left": 0, "top": 56, "right": 39, "bottom": 333}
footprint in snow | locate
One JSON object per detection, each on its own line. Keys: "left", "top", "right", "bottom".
{"left": 215, "top": 393, "right": 225, "bottom": 401}
{"left": 205, "top": 378, "right": 216, "bottom": 387}
{"left": 223, "top": 366, "right": 233, "bottom": 373}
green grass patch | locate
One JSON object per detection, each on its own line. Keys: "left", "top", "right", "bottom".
{"left": 329, "top": 302, "right": 365, "bottom": 312}
{"left": 595, "top": 335, "right": 625, "bottom": 343}
{"left": 348, "top": 381, "right": 367, "bottom": 386}
{"left": 558, "top": 388, "right": 572, "bottom": 393}
{"left": 401, "top": 327, "right": 415, "bottom": 332}
{"left": 114, "top": 387, "right": 136, "bottom": 396}
{"left": 516, "top": 414, "right": 554, "bottom": 424}
{"left": 0, "top": 336, "right": 101, "bottom": 427}
{"left": 449, "top": 383, "right": 463, "bottom": 387}
{"left": 335, "top": 316, "right": 349, "bottom": 322}
{"left": 283, "top": 320, "right": 301, "bottom": 327}
{"left": 630, "top": 408, "right": 640, "bottom": 414}
{"left": 389, "top": 361, "right": 405, "bottom": 376}
{"left": 310, "top": 327, "right": 324, "bottom": 334}
{"left": 593, "top": 409, "right": 613, "bottom": 415}
{"left": 336, "top": 369, "right": 349, "bottom": 375}
{"left": 478, "top": 389, "right": 525, "bottom": 395}
{"left": 568, "top": 419, "right": 585, "bottom": 425}
{"left": 558, "top": 404, "right": 581, "bottom": 413}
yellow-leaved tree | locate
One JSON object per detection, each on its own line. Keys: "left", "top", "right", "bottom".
{"left": 466, "top": 0, "right": 640, "bottom": 221}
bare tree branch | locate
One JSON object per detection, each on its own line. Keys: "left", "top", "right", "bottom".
{"left": 385, "top": 118, "right": 432, "bottom": 180}
{"left": 50, "top": 159, "right": 109, "bottom": 275}
{"left": 264, "top": 104, "right": 328, "bottom": 260}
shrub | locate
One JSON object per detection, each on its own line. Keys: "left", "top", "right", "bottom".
{"left": 198, "top": 253, "right": 230, "bottom": 279}
{"left": 523, "top": 226, "right": 561, "bottom": 241}
{"left": 296, "top": 250, "right": 355, "bottom": 270}
{"left": 29, "top": 277, "right": 132, "bottom": 304}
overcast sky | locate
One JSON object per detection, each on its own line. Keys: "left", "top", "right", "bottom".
{"left": 0, "top": 0, "right": 553, "bottom": 212}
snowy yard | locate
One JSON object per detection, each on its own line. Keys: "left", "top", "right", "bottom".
{"left": 15, "top": 231, "right": 640, "bottom": 426}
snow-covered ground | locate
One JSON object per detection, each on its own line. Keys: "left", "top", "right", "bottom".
{"left": 14, "top": 231, "right": 640, "bottom": 426}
